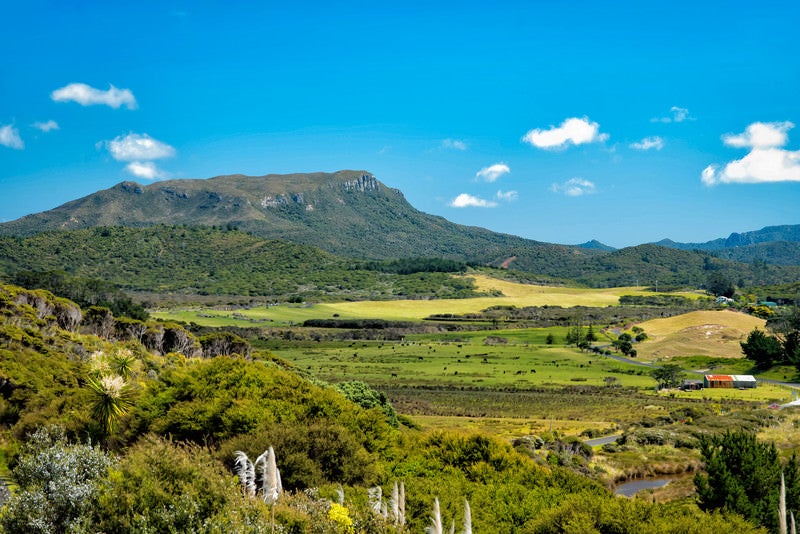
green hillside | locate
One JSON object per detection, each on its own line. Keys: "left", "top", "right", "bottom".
{"left": 656, "top": 224, "right": 800, "bottom": 265}
{"left": 559, "top": 243, "right": 800, "bottom": 288}
{"left": 0, "top": 226, "right": 488, "bottom": 301}
{"left": 0, "top": 171, "right": 601, "bottom": 269}
{"left": 1, "top": 227, "right": 798, "bottom": 301}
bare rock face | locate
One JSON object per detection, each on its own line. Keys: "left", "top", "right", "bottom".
{"left": 339, "top": 173, "right": 379, "bottom": 193}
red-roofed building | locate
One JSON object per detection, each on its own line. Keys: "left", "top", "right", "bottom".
{"left": 704, "top": 375, "right": 734, "bottom": 388}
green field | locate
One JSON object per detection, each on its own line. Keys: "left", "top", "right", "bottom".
{"left": 274, "top": 336, "right": 655, "bottom": 390}
{"left": 153, "top": 275, "right": 700, "bottom": 325}
{"left": 154, "top": 277, "right": 800, "bottom": 441}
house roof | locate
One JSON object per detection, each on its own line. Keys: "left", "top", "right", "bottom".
{"left": 705, "top": 374, "right": 734, "bottom": 381}
{"left": 732, "top": 375, "right": 757, "bottom": 382}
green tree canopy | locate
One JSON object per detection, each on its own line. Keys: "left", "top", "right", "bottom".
{"left": 741, "top": 328, "right": 784, "bottom": 369}
{"left": 695, "top": 429, "right": 800, "bottom": 531}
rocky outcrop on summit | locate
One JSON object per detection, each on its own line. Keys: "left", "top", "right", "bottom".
{"left": 338, "top": 173, "right": 379, "bottom": 193}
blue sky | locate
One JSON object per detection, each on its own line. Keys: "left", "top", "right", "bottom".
{"left": 2, "top": 1, "right": 799, "bottom": 248}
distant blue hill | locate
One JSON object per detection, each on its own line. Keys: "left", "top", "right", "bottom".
{"left": 576, "top": 240, "right": 617, "bottom": 252}
{"left": 654, "top": 225, "right": 800, "bottom": 266}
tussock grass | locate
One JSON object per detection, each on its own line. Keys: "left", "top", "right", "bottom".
{"left": 410, "top": 415, "right": 615, "bottom": 441}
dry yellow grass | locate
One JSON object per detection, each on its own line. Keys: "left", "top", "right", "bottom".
{"left": 634, "top": 310, "right": 765, "bottom": 361}
{"left": 409, "top": 414, "right": 615, "bottom": 441}
{"left": 158, "top": 275, "right": 690, "bottom": 324}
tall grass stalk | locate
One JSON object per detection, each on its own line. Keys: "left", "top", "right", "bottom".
{"left": 399, "top": 481, "right": 406, "bottom": 528}
{"left": 369, "top": 485, "right": 383, "bottom": 515}
{"left": 781, "top": 472, "right": 788, "bottom": 534}
{"left": 463, "top": 498, "right": 472, "bottom": 534}
{"left": 233, "top": 450, "right": 256, "bottom": 498}
{"left": 430, "top": 497, "right": 443, "bottom": 534}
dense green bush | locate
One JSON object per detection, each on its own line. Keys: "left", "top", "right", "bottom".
{"left": 1, "top": 426, "right": 113, "bottom": 533}
{"left": 92, "top": 436, "right": 270, "bottom": 533}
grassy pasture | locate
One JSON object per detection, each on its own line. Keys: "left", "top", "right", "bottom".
{"left": 275, "top": 336, "right": 656, "bottom": 390}
{"left": 633, "top": 310, "right": 765, "bottom": 361}
{"left": 153, "top": 275, "right": 696, "bottom": 325}
{"left": 662, "top": 383, "right": 793, "bottom": 404}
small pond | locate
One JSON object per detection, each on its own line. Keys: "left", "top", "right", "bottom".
{"left": 614, "top": 477, "right": 672, "bottom": 497}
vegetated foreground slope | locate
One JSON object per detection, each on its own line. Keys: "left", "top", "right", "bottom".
{"left": 0, "top": 282, "right": 766, "bottom": 533}
{"left": 634, "top": 310, "right": 766, "bottom": 360}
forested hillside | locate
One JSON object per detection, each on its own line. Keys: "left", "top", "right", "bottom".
{"left": 0, "top": 171, "right": 599, "bottom": 268}
{"left": 655, "top": 225, "right": 800, "bottom": 265}
{"left": 0, "top": 226, "right": 485, "bottom": 301}
{"left": 1, "top": 226, "right": 799, "bottom": 303}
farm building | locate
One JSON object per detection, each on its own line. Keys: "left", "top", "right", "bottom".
{"left": 704, "top": 375, "right": 733, "bottom": 388}
{"left": 703, "top": 374, "right": 757, "bottom": 389}
{"left": 732, "top": 375, "right": 757, "bottom": 388}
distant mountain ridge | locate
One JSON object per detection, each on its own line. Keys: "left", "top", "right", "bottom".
{"left": 1, "top": 170, "right": 798, "bottom": 284}
{"left": 654, "top": 225, "right": 800, "bottom": 265}
{"left": 0, "top": 171, "right": 604, "bottom": 272}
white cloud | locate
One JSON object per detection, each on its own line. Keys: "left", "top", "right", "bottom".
{"left": 651, "top": 106, "right": 693, "bottom": 123}
{"left": 51, "top": 83, "right": 137, "bottom": 109}
{"left": 32, "top": 120, "right": 60, "bottom": 132}
{"left": 522, "top": 117, "right": 608, "bottom": 149}
{"left": 702, "top": 121, "right": 800, "bottom": 185}
{"left": 449, "top": 193, "right": 498, "bottom": 208}
{"left": 722, "top": 121, "right": 792, "bottom": 149}
{"left": 125, "top": 161, "right": 168, "bottom": 180}
{"left": 0, "top": 124, "right": 24, "bottom": 149}
{"left": 475, "top": 163, "right": 510, "bottom": 182}
{"left": 103, "top": 133, "right": 175, "bottom": 161}
{"left": 496, "top": 189, "right": 518, "bottom": 202}
{"left": 630, "top": 136, "right": 664, "bottom": 151}
{"left": 442, "top": 138, "right": 467, "bottom": 151}
{"left": 551, "top": 178, "right": 596, "bottom": 196}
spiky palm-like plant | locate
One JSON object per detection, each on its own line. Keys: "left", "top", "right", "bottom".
{"left": 86, "top": 374, "right": 135, "bottom": 434}
{"left": 109, "top": 349, "right": 139, "bottom": 380}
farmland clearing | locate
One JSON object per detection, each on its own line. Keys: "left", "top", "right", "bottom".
{"left": 153, "top": 274, "right": 701, "bottom": 325}
{"left": 633, "top": 310, "right": 766, "bottom": 361}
